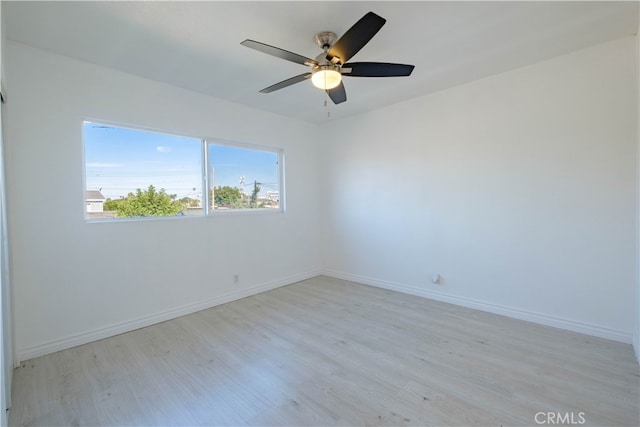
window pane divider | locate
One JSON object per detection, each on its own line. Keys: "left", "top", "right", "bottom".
{"left": 201, "top": 139, "right": 210, "bottom": 216}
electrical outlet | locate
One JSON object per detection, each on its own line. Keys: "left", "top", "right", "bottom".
{"left": 233, "top": 274, "right": 239, "bottom": 283}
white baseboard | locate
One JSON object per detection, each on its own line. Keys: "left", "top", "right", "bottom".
{"left": 16, "top": 270, "right": 321, "bottom": 365}
{"left": 322, "top": 270, "right": 633, "bottom": 344}
{"left": 17, "top": 269, "right": 634, "bottom": 365}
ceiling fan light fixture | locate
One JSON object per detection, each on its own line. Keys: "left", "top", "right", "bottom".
{"left": 311, "top": 66, "right": 341, "bottom": 90}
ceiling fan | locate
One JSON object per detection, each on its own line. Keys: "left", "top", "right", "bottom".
{"left": 240, "top": 11, "right": 415, "bottom": 105}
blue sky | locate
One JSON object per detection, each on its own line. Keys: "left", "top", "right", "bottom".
{"left": 84, "top": 122, "right": 279, "bottom": 201}
{"left": 209, "top": 145, "right": 280, "bottom": 196}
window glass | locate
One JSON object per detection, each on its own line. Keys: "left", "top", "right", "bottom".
{"left": 208, "top": 143, "right": 282, "bottom": 211}
{"left": 83, "top": 121, "right": 202, "bottom": 220}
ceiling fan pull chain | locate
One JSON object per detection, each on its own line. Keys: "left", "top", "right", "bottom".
{"left": 324, "top": 93, "right": 331, "bottom": 118}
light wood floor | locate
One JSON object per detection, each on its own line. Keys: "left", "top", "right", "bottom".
{"left": 9, "top": 276, "right": 640, "bottom": 426}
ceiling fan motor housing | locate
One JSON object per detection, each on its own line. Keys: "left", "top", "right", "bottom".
{"left": 313, "top": 31, "right": 338, "bottom": 51}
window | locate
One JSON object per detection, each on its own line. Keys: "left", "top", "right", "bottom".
{"left": 83, "top": 121, "right": 284, "bottom": 220}
{"left": 208, "top": 143, "right": 282, "bottom": 211}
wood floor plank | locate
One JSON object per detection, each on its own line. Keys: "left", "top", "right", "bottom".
{"left": 9, "top": 276, "right": 640, "bottom": 426}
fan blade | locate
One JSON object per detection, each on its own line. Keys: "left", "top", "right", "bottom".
{"left": 241, "top": 40, "right": 318, "bottom": 67}
{"left": 342, "top": 62, "right": 415, "bottom": 77}
{"left": 326, "top": 81, "right": 347, "bottom": 104}
{"left": 326, "top": 12, "right": 386, "bottom": 65}
{"left": 259, "top": 73, "right": 312, "bottom": 93}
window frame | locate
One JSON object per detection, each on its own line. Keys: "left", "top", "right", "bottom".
{"left": 82, "top": 120, "right": 285, "bottom": 222}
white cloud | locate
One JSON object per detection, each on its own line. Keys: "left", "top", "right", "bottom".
{"left": 156, "top": 146, "right": 172, "bottom": 153}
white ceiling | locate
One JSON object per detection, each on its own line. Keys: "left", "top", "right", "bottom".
{"left": 4, "top": 1, "right": 639, "bottom": 125}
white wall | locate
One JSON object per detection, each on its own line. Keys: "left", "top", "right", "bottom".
{"left": 321, "top": 36, "right": 638, "bottom": 343}
{"left": 4, "top": 42, "right": 321, "bottom": 362}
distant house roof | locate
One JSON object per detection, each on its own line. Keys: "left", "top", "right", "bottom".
{"left": 86, "top": 190, "right": 106, "bottom": 201}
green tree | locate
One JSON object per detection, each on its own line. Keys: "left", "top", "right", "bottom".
{"left": 103, "top": 198, "right": 126, "bottom": 211}
{"left": 115, "top": 185, "right": 185, "bottom": 217}
{"left": 179, "top": 197, "right": 200, "bottom": 207}
{"left": 213, "top": 186, "right": 243, "bottom": 208}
